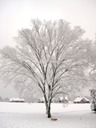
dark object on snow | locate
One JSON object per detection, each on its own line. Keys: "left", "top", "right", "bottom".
{"left": 51, "top": 118, "right": 58, "bottom": 121}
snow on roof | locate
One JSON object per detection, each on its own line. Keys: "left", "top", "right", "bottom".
{"left": 39, "top": 97, "right": 44, "bottom": 101}
{"left": 74, "top": 97, "right": 89, "bottom": 102}
{"left": 59, "top": 97, "right": 64, "bottom": 100}
{"left": 10, "top": 98, "right": 25, "bottom": 102}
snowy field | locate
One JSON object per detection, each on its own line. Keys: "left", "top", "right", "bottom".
{"left": 0, "top": 102, "right": 96, "bottom": 128}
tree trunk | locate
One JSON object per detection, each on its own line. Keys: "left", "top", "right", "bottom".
{"left": 45, "top": 102, "right": 51, "bottom": 118}
{"left": 46, "top": 104, "right": 51, "bottom": 118}
{"left": 44, "top": 93, "right": 52, "bottom": 118}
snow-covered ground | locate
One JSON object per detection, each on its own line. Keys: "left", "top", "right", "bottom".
{"left": 0, "top": 102, "right": 96, "bottom": 128}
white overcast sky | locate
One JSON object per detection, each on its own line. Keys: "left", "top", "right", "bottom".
{"left": 0, "top": 0, "right": 96, "bottom": 48}
{"left": 0, "top": 0, "right": 96, "bottom": 97}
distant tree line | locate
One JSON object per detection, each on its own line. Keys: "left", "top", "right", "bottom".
{"left": 0, "top": 96, "right": 9, "bottom": 102}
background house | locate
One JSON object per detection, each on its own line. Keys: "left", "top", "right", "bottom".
{"left": 74, "top": 96, "right": 90, "bottom": 103}
{"left": 10, "top": 98, "right": 25, "bottom": 103}
{"left": 38, "top": 97, "right": 44, "bottom": 103}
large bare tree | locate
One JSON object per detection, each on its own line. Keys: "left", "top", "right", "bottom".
{"left": 0, "top": 19, "right": 90, "bottom": 118}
